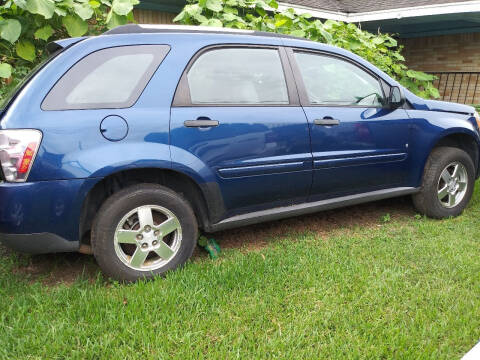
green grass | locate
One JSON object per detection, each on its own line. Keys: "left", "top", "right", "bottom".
{"left": 2, "top": 186, "right": 480, "bottom": 359}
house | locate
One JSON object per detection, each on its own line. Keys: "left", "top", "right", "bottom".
{"left": 134, "top": 0, "right": 480, "bottom": 104}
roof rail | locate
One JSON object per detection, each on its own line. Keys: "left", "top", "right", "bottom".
{"left": 103, "top": 24, "right": 305, "bottom": 40}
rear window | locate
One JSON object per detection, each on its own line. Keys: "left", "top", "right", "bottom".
{"left": 42, "top": 45, "right": 170, "bottom": 110}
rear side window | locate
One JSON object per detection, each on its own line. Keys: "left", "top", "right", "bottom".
{"left": 42, "top": 45, "right": 170, "bottom": 110}
{"left": 187, "top": 48, "right": 289, "bottom": 105}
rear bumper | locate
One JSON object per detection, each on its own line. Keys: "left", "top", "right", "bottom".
{"left": 0, "top": 232, "right": 79, "bottom": 254}
{"left": 0, "top": 178, "right": 98, "bottom": 254}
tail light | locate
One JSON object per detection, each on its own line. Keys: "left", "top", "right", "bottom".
{"left": 0, "top": 130, "right": 42, "bottom": 182}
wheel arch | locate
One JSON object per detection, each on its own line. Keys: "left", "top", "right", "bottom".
{"left": 419, "top": 129, "right": 480, "bottom": 185}
{"left": 78, "top": 167, "right": 224, "bottom": 245}
{"left": 432, "top": 130, "right": 479, "bottom": 169}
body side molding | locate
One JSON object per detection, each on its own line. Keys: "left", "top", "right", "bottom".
{"left": 206, "top": 187, "right": 419, "bottom": 232}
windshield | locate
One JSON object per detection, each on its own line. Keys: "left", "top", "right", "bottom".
{"left": 0, "top": 51, "right": 60, "bottom": 111}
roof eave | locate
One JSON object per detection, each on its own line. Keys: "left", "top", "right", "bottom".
{"left": 278, "top": 0, "right": 480, "bottom": 22}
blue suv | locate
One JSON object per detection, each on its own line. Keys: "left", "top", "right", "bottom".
{"left": 1, "top": 25, "right": 479, "bottom": 281}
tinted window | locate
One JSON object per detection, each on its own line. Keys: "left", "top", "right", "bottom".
{"left": 187, "top": 48, "right": 289, "bottom": 105}
{"left": 294, "top": 52, "right": 384, "bottom": 107}
{"left": 42, "top": 45, "right": 170, "bottom": 110}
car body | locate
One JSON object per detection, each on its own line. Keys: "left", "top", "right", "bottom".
{"left": 1, "top": 25, "right": 479, "bottom": 280}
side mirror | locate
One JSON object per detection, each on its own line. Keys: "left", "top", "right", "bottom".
{"left": 388, "top": 86, "right": 405, "bottom": 109}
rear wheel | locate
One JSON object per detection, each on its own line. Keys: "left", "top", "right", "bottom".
{"left": 412, "top": 146, "right": 475, "bottom": 219}
{"left": 92, "top": 184, "right": 198, "bottom": 282}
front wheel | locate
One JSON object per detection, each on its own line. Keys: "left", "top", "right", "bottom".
{"left": 412, "top": 146, "right": 475, "bottom": 219}
{"left": 91, "top": 184, "right": 198, "bottom": 282}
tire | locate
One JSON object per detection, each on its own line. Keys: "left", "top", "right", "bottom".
{"left": 412, "top": 146, "right": 475, "bottom": 219}
{"left": 91, "top": 183, "right": 198, "bottom": 282}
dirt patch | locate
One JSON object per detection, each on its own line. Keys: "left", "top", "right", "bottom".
{"left": 3, "top": 196, "right": 416, "bottom": 286}
{"left": 210, "top": 196, "right": 415, "bottom": 251}
{"left": 7, "top": 250, "right": 100, "bottom": 286}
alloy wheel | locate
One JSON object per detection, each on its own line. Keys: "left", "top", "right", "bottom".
{"left": 437, "top": 161, "right": 468, "bottom": 208}
{"left": 113, "top": 205, "right": 182, "bottom": 271}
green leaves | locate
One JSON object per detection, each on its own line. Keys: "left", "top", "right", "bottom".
{"left": 222, "top": 12, "right": 237, "bottom": 22}
{"left": 73, "top": 2, "right": 94, "bottom": 20}
{"left": 173, "top": 11, "right": 187, "bottom": 23}
{"left": 203, "top": 18, "right": 223, "bottom": 27}
{"left": 274, "top": 18, "right": 288, "bottom": 28}
{"left": 371, "top": 37, "right": 385, "bottom": 45}
{"left": 62, "top": 14, "right": 88, "bottom": 37}
{"left": 106, "top": 11, "right": 128, "bottom": 29}
{"left": 89, "top": 0, "right": 101, "bottom": 8}
{"left": 0, "top": 19, "right": 22, "bottom": 43}
{"left": 289, "top": 29, "right": 305, "bottom": 38}
{"left": 12, "top": 0, "right": 28, "bottom": 9}
{"left": 406, "top": 70, "right": 436, "bottom": 82}
{"left": 16, "top": 40, "right": 36, "bottom": 61}
{"left": 112, "top": 0, "right": 138, "bottom": 16}
{"left": 316, "top": 24, "right": 333, "bottom": 43}
{"left": 34, "top": 24, "right": 53, "bottom": 41}
{"left": 0, "top": 63, "right": 13, "bottom": 79}
{"left": 26, "top": 0, "right": 55, "bottom": 19}
{"left": 205, "top": 0, "right": 223, "bottom": 12}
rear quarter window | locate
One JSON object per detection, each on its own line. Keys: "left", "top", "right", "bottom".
{"left": 42, "top": 45, "right": 170, "bottom": 111}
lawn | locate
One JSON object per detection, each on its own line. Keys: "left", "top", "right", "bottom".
{"left": 1, "top": 185, "right": 480, "bottom": 359}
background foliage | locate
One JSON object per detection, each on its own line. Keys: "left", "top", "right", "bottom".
{"left": 174, "top": 0, "right": 440, "bottom": 99}
{"left": 0, "top": 0, "right": 138, "bottom": 100}
{"left": 0, "top": 0, "right": 440, "bottom": 103}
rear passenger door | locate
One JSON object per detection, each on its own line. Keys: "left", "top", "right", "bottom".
{"left": 170, "top": 46, "right": 312, "bottom": 216}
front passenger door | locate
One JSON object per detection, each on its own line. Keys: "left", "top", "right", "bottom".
{"left": 289, "top": 49, "right": 411, "bottom": 200}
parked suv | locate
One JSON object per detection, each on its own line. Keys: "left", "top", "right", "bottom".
{"left": 1, "top": 25, "right": 479, "bottom": 281}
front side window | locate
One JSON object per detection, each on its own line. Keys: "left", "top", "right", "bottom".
{"left": 294, "top": 52, "right": 384, "bottom": 107}
{"left": 42, "top": 45, "right": 170, "bottom": 110}
{"left": 187, "top": 48, "right": 289, "bottom": 105}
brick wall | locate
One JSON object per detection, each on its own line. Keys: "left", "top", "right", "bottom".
{"left": 402, "top": 33, "right": 480, "bottom": 72}
{"left": 133, "top": 9, "right": 176, "bottom": 24}
{"left": 402, "top": 33, "right": 480, "bottom": 104}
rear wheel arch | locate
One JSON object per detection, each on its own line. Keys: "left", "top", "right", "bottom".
{"left": 79, "top": 168, "right": 218, "bottom": 246}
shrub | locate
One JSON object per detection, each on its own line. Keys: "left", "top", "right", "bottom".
{"left": 174, "top": 0, "right": 439, "bottom": 99}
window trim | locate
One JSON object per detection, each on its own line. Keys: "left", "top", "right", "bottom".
{"left": 285, "top": 47, "right": 387, "bottom": 108}
{"left": 41, "top": 45, "right": 170, "bottom": 111}
{"left": 172, "top": 44, "right": 300, "bottom": 107}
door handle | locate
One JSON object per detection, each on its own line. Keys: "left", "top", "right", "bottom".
{"left": 314, "top": 118, "right": 340, "bottom": 126}
{"left": 184, "top": 119, "right": 219, "bottom": 128}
